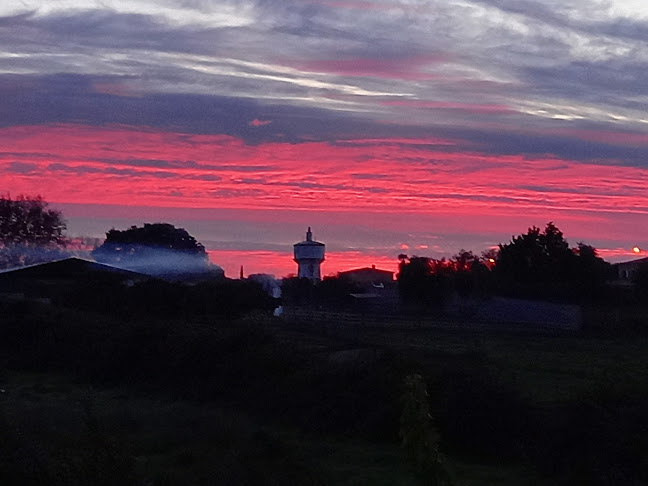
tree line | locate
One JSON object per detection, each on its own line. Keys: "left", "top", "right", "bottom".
{"left": 397, "top": 222, "right": 624, "bottom": 307}
{"left": 2, "top": 195, "right": 647, "bottom": 309}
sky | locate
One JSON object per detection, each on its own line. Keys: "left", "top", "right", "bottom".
{"left": 2, "top": 0, "right": 648, "bottom": 277}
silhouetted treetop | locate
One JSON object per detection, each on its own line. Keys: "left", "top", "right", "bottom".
{"left": 100, "top": 223, "right": 205, "bottom": 253}
{"left": 0, "top": 195, "right": 66, "bottom": 246}
{"left": 397, "top": 255, "right": 453, "bottom": 309}
{"left": 92, "top": 223, "right": 209, "bottom": 274}
{"left": 0, "top": 195, "right": 67, "bottom": 269}
{"left": 496, "top": 222, "right": 575, "bottom": 284}
{"left": 495, "top": 222, "right": 610, "bottom": 300}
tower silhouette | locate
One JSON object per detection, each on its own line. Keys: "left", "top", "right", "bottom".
{"left": 293, "top": 227, "right": 325, "bottom": 280}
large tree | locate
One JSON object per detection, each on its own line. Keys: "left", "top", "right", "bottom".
{"left": 397, "top": 255, "right": 453, "bottom": 309}
{"left": 495, "top": 222, "right": 610, "bottom": 300}
{"left": 92, "top": 223, "right": 209, "bottom": 275}
{"left": 496, "top": 222, "right": 575, "bottom": 284}
{"left": 0, "top": 195, "right": 67, "bottom": 268}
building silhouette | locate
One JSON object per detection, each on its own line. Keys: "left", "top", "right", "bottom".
{"left": 293, "top": 227, "right": 325, "bottom": 280}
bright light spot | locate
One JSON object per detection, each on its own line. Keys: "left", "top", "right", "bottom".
{"left": 488, "top": 258, "right": 496, "bottom": 263}
{"left": 633, "top": 246, "right": 642, "bottom": 254}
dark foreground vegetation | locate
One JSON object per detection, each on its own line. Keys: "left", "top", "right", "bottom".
{"left": 2, "top": 195, "right": 648, "bottom": 484}
{"left": 2, "top": 297, "right": 648, "bottom": 485}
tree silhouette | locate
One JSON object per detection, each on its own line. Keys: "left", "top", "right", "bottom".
{"left": 496, "top": 222, "right": 575, "bottom": 285}
{"left": 0, "top": 195, "right": 66, "bottom": 246}
{"left": 92, "top": 223, "right": 209, "bottom": 275}
{"left": 397, "top": 255, "right": 452, "bottom": 309}
{"left": 450, "top": 249, "right": 491, "bottom": 297}
{"left": 496, "top": 222, "right": 610, "bottom": 301}
{"left": 0, "top": 195, "right": 67, "bottom": 268}
{"left": 451, "top": 249, "right": 480, "bottom": 272}
{"left": 632, "top": 261, "right": 648, "bottom": 303}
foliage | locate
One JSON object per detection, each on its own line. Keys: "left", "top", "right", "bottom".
{"left": 3, "top": 297, "right": 648, "bottom": 484}
{"left": 92, "top": 223, "right": 209, "bottom": 275}
{"left": 0, "top": 401, "right": 135, "bottom": 486}
{"left": 397, "top": 255, "right": 453, "bottom": 310}
{"left": 0, "top": 195, "right": 67, "bottom": 269}
{"left": 450, "top": 250, "right": 493, "bottom": 297}
{"left": 397, "top": 252, "right": 494, "bottom": 309}
{"left": 0, "top": 370, "right": 419, "bottom": 486}
{"left": 496, "top": 222, "right": 611, "bottom": 301}
{"left": 400, "top": 374, "right": 453, "bottom": 485}
{"left": 496, "top": 222, "right": 574, "bottom": 284}
{"left": 0, "top": 195, "right": 66, "bottom": 246}
{"left": 281, "top": 274, "right": 362, "bottom": 307}
{"left": 632, "top": 261, "right": 648, "bottom": 303}
{"left": 281, "top": 276, "right": 314, "bottom": 305}
{"left": 59, "top": 277, "right": 277, "bottom": 320}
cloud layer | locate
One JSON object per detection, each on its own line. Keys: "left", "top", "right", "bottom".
{"left": 2, "top": 1, "right": 648, "bottom": 272}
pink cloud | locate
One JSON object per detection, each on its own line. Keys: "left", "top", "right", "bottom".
{"left": 249, "top": 119, "right": 272, "bottom": 127}
{"left": 1, "top": 123, "right": 647, "bottom": 264}
{"left": 2, "top": 124, "right": 648, "bottom": 220}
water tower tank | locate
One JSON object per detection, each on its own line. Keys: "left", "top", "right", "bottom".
{"left": 293, "top": 227, "right": 325, "bottom": 280}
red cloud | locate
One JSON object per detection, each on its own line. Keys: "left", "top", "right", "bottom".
{"left": 249, "top": 119, "right": 272, "bottom": 127}
{"left": 1, "top": 123, "right": 647, "bottom": 265}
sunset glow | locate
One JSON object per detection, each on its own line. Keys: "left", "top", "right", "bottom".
{"left": 209, "top": 250, "right": 399, "bottom": 280}
{"left": 2, "top": 1, "right": 648, "bottom": 275}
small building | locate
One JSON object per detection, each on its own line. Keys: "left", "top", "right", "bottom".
{"left": 338, "top": 265, "right": 394, "bottom": 287}
{"left": 0, "top": 256, "right": 151, "bottom": 299}
{"left": 615, "top": 256, "right": 648, "bottom": 282}
{"left": 339, "top": 265, "right": 397, "bottom": 314}
{"left": 293, "top": 227, "right": 325, "bottom": 281}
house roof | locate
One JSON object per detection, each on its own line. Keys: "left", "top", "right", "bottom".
{"left": 614, "top": 256, "right": 648, "bottom": 269}
{"left": 0, "top": 256, "right": 149, "bottom": 280}
{"left": 339, "top": 266, "right": 394, "bottom": 277}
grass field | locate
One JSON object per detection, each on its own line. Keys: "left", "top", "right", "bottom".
{"left": 1, "top": 298, "right": 647, "bottom": 485}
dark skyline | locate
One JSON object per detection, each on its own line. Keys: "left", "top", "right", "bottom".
{"left": 1, "top": 1, "right": 647, "bottom": 276}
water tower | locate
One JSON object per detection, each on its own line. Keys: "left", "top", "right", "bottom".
{"left": 293, "top": 227, "right": 325, "bottom": 280}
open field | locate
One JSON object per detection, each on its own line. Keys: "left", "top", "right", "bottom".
{"left": 1, "top": 372, "right": 421, "bottom": 486}
{"left": 1, "top": 297, "right": 648, "bottom": 485}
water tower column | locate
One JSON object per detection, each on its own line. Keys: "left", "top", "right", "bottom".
{"left": 293, "top": 227, "right": 325, "bottom": 281}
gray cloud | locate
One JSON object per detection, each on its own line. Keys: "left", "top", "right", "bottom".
{"left": 45, "top": 162, "right": 223, "bottom": 181}
{"left": 7, "top": 161, "right": 39, "bottom": 174}
{"left": 1, "top": 0, "right": 648, "bottom": 169}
